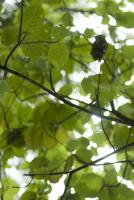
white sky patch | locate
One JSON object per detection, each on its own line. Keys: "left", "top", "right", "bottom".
{"left": 116, "top": 27, "right": 134, "bottom": 41}
{"left": 121, "top": 0, "right": 134, "bottom": 12}
{"left": 5, "top": 0, "right": 16, "bottom": 4}
{"left": 91, "top": 115, "right": 101, "bottom": 124}
{"left": 92, "top": 145, "right": 120, "bottom": 172}
{"left": 83, "top": 123, "right": 93, "bottom": 137}
{"left": 88, "top": 61, "right": 101, "bottom": 75}
{"left": 26, "top": 150, "right": 37, "bottom": 162}
{"left": 125, "top": 75, "right": 134, "bottom": 86}
{"left": 69, "top": 71, "right": 86, "bottom": 82}
{"left": 93, "top": 145, "right": 116, "bottom": 162}
{"left": 73, "top": 13, "right": 108, "bottom": 34}
{"left": 48, "top": 175, "right": 66, "bottom": 200}
{"left": 8, "top": 156, "right": 20, "bottom": 167}
{"left": 109, "top": 15, "right": 116, "bottom": 26}
{"left": 5, "top": 167, "right": 28, "bottom": 196}
{"left": 4, "top": 0, "right": 16, "bottom": 9}
{"left": 76, "top": 0, "right": 96, "bottom": 9}
{"left": 73, "top": 130, "right": 82, "bottom": 138}
{"left": 115, "top": 95, "right": 130, "bottom": 109}
{"left": 118, "top": 176, "right": 134, "bottom": 190}
{"left": 6, "top": 167, "right": 25, "bottom": 184}
{"left": 70, "top": 88, "right": 91, "bottom": 104}
{"left": 89, "top": 141, "right": 97, "bottom": 148}
{"left": 104, "top": 111, "right": 110, "bottom": 116}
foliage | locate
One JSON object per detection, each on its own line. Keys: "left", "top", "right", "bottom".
{"left": 0, "top": 0, "right": 134, "bottom": 199}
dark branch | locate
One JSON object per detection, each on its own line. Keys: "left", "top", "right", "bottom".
{"left": 24, "top": 141, "right": 134, "bottom": 177}
{"left": 57, "top": 7, "right": 95, "bottom": 14}
{"left": 110, "top": 100, "right": 134, "bottom": 126}
{"left": 60, "top": 173, "right": 73, "bottom": 200}
{"left": 71, "top": 55, "right": 89, "bottom": 71}
{"left": 71, "top": 141, "right": 134, "bottom": 173}
{"left": 0, "top": 65, "right": 134, "bottom": 126}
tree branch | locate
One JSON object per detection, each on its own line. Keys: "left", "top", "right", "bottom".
{"left": 96, "top": 72, "right": 115, "bottom": 149}
{"left": 24, "top": 141, "right": 134, "bottom": 177}
{"left": 0, "top": 65, "right": 134, "bottom": 127}
{"left": 60, "top": 173, "right": 73, "bottom": 200}
{"left": 57, "top": 7, "right": 95, "bottom": 14}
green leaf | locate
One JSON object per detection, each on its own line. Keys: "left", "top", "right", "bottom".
{"left": 121, "top": 45, "right": 134, "bottom": 59}
{"left": 48, "top": 42, "right": 69, "bottom": 67}
{"left": 67, "top": 139, "right": 80, "bottom": 152}
{"left": 118, "top": 103, "right": 134, "bottom": 119}
{"left": 0, "top": 80, "right": 9, "bottom": 98}
{"left": 22, "top": 43, "right": 45, "bottom": 59}
{"left": 81, "top": 75, "right": 118, "bottom": 104}
{"left": 23, "top": 3, "right": 43, "bottom": 32}
{"left": 44, "top": 0, "right": 62, "bottom": 4}
{"left": 56, "top": 127, "right": 68, "bottom": 143}
{"left": 76, "top": 147, "right": 93, "bottom": 163}
{"left": 99, "top": 188, "right": 110, "bottom": 200}
{"left": 75, "top": 173, "right": 103, "bottom": 197}
{"left": 38, "top": 196, "right": 48, "bottom": 200}
{"left": 109, "top": 184, "right": 134, "bottom": 200}
{"left": 104, "top": 165, "right": 118, "bottom": 185}
{"left": 62, "top": 13, "right": 73, "bottom": 27}
{"left": 84, "top": 28, "right": 94, "bottom": 38}
{"left": 2, "top": 147, "right": 13, "bottom": 164}
{"left": 3, "top": 177, "right": 19, "bottom": 200}
{"left": 111, "top": 125, "right": 134, "bottom": 148}
{"left": 1, "top": 0, "right": 134, "bottom": 199}
{"left": 43, "top": 130, "right": 57, "bottom": 149}
{"left": 24, "top": 127, "right": 43, "bottom": 149}
{"left": 64, "top": 155, "right": 74, "bottom": 171}
{"left": 58, "top": 84, "right": 73, "bottom": 96}
{"left": 65, "top": 193, "right": 82, "bottom": 200}
{"left": 51, "top": 26, "right": 70, "bottom": 40}
{"left": 2, "top": 26, "right": 18, "bottom": 46}
{"left": 20, "top": 191, "right": 37, "bottom": 200}
{"left": 115, "top": 12, "right": 134, "bottom": 28}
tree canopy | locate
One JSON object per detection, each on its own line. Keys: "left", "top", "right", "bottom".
{"left": 0, "top": 0, "right": 134, "bottom": 199}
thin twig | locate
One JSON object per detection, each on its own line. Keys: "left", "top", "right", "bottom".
{"left": 110, "top": 100, "right": 134, "bottom": 127}
{"left": 13, "top": 177, "right": 33, "bottom": 188}
{"left": 71, "top": 55, "right": 89, "bottom": 71}
{"left": 96, "top": 71, "right": 115, "bottom": 149}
